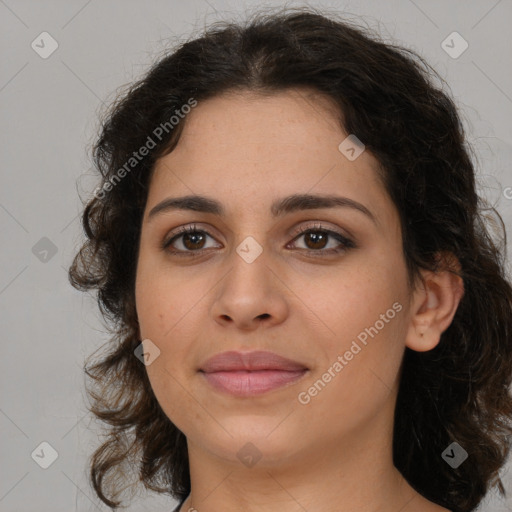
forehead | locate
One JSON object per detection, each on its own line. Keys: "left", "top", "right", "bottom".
{"left": 174, "top": 88, "right": 344, "bottom": 154}
{"left": 147, "top": 88, "right": 394, "bottom": 227}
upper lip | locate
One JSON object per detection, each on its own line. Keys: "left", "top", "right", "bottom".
{"left": 199, "top": 350, "right": 308, "bottom": 373}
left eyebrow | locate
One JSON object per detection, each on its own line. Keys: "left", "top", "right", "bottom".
{"left": 147, "top": 193, "right": 378, "bottom": 226}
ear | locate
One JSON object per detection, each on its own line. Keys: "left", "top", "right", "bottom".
{"left": 406, "top": 252, "right": 465, "bottom": 352}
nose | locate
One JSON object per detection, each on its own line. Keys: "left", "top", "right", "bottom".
{"left": 210, "top": 244, "right": 289, "bottom": 331}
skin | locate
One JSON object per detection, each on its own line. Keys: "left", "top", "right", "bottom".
{"left": 135, "top": 88, "right": 463, "bottom": 512}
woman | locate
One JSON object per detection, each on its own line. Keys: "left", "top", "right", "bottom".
{"left": 69, "top": 6, "right": 512, "bottom": 512}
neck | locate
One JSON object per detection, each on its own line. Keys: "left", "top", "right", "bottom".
{"left": 180, "top": 407, "right": 422, "bottom": 512}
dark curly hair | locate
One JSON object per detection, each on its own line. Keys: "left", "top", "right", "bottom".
{"left": 68, "top": 5, "right": 512, "bottom": 512}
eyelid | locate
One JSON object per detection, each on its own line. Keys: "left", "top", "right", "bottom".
{"left": 161, "top": 223, "right": 220, "bottom": 250}
{"left": 162, "top": 221, "right": 356, "bottom": 256}
{"left": 290, "top": 221, "right": 353, "bottom": 240}
{"left": 288, "top": 222, "right": 356, "bottom": 252}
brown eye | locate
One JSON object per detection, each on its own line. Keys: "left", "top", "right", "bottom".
{"left": 162, "top": 224, "right": 220, "bottom": 255}
{"left": 289, "top": 224, "right": 356, "bottom": 256}
{"left": 162, "top": 223, "right": 355, "bottom": 258}
{"left": 302, "top": 231, "right": 329, "bottom": 250}
{"left": 181, "top": 231, "right": 207, "bottom": 250}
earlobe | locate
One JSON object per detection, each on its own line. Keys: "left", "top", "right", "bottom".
{"left": 406, "top": 257, "right": 464, "bottom": 353}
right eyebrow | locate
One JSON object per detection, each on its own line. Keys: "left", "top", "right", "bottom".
{"left": 147, "top": 193, "right": 378, "bottom": 227}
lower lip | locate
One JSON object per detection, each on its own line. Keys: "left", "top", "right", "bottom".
{"left": 200, "top": 369, "right": 308, "bottom": 397}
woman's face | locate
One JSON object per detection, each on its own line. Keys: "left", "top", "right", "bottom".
{"left": 135, "top": 88, "right": 415, "bottom": 467}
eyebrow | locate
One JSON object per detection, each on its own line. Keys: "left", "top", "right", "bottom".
{"left": 147, "top": 193, "right": 377, "bottom": 225}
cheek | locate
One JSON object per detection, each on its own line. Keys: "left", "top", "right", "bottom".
{"left": 298, "top": 296, "right": 407, "bottom": 439}
{"left": 135, "top": 265, "right": 197, "bottom": 428}
{"left": 135, "top": 277, "right": 166, "bottom": 341}
{"left": 135, "top": 246, "right": 181, "bottom": 339}
{"left": 311, "top": 263, "right": 402, "bottom": 343}
{"left": 307, "top": 262, "right": 408, "bottom": 392}
{"left": 135, "top": 256, "right": 204, "bottom": 379}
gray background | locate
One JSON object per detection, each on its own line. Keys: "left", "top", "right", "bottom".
{"left": 1, "top": 0, "right": 511, "bottom": 511}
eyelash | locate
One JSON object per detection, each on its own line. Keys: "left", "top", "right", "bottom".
{"left": 161, "top": 223, "right": 356, "bottom": 258}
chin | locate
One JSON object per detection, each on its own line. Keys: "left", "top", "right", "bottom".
{"left": 193, "top": 417, "right": 303, "bottom": 464}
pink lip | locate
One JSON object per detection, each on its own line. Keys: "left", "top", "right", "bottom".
{"left": 199, "top": 350, "right": 309, "bottom": 397}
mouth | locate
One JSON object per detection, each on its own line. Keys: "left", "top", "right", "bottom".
{"left": 200, "top": 368, "right": 309, "bottom": 396}
{"left": 199, "top": 350, "right": 309, "bottom": 397}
